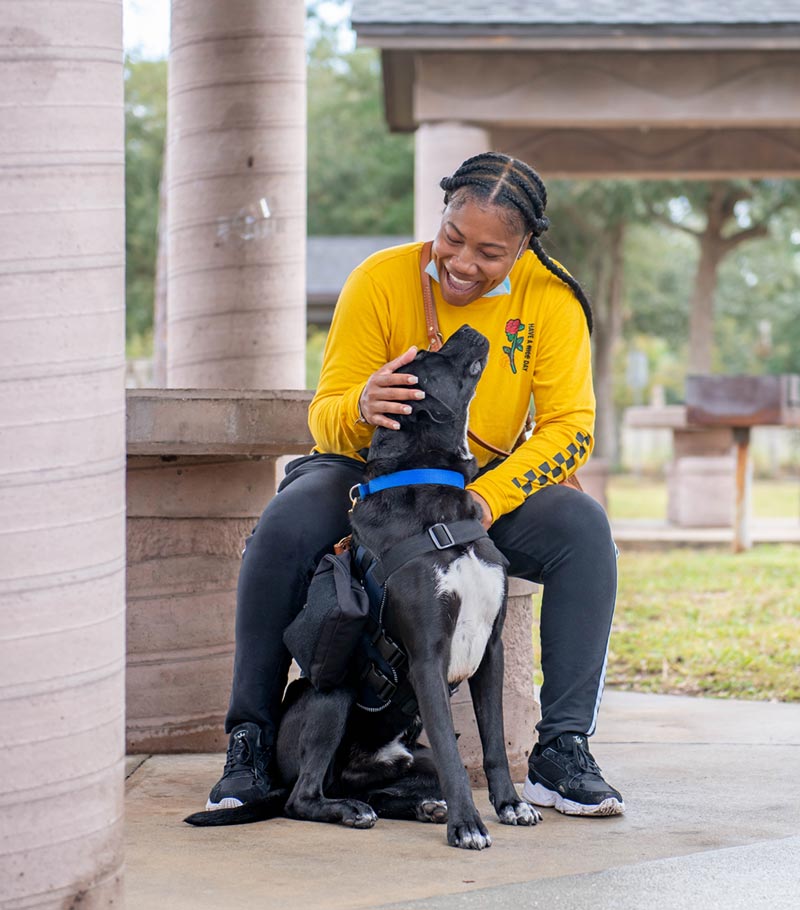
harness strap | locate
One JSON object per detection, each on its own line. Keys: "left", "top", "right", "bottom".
{"left": 355, "top": 518, "right": 488, "bottom": 592}
{"left": 352, "top": 517, "right": 491, "bottom": 715}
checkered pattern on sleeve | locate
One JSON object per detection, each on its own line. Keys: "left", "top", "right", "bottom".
{"left": 511, "top": 431, "right": 591, "bottom": 496}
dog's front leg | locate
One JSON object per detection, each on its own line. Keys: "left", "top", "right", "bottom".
{"left": 469, "top": 629, "right": 541, "bottom": 827}
{"left": 408, "top": 658, "right": 491, "bottom": 849}
{"left": 283, "top": 688, "right": 378, "bottom": 829}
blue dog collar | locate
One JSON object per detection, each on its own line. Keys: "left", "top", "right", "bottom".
{"left": 352, "top": 468, "right": 465, "bottom": 503}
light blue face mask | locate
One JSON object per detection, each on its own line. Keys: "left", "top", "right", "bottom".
{"left": 425, "top": 260, "right": 511, "bottom": 298}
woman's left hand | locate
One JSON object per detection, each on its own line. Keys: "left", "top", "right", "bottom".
{"left": 469, "top": 491, "right": 493, "bottom": 530}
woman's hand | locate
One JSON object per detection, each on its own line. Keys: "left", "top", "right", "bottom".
{"left": 469, "top": 491, "right": 494, "bottom": 530}
{"left": 358, "top": 346, "right": 426, "bottom": 430}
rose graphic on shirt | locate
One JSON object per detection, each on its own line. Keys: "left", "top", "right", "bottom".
{"left": 503, "top": 318, "right": 525, "bottom": 374}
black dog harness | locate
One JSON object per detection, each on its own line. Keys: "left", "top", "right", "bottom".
{"left": 349, "top": 468, "right": 490, "bottom": 714}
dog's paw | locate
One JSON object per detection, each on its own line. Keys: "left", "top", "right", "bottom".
{"left": 448, "top": 816, "right": 492, "bottom": 850}
{"left": 497, "top": 800, "right": 542, "bottom": 826}
{"left": 340, "top": 800, "right": 378, "bottom": 829}
{"left": 415, "top": 799, "right": 448, "bottom": 824}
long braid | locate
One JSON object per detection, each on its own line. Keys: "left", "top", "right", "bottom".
{"left": 439, "top": 153, "right": 593, "bottom": 334}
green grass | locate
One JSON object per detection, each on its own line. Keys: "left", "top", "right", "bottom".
{"left": 306, "top": 327, "right": 327, "bottom": 390}
{"left": 531, "top": 544, "right": 800, "bottom": 702}
{"left": 607, "top": 475, "right": 800, "bottom": 520}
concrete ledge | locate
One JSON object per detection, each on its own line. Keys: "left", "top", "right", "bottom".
{"left": 127, "top": 389, "right": 314, "bottom": 455}
{"left": 125, "top": 390, "right": 541, "bottom": 761}
{"left": 126, "top": 390, "right": 314, "bottom": 753}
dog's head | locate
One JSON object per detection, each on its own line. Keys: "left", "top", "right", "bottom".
{"left": 368, "top": 325, "right": 489, "bottom": 475}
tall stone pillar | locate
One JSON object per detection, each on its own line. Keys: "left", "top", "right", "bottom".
{"left": 414, "top": 122, "right": 491, "bottom": 240}
{"left": 167, "top": 0, "right": 306, "bottom": 389}
{"left": 0, "top": 1, "right": 126, "bottom": 906}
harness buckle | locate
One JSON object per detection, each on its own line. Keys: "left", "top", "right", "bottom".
{"left": 374, "top": 630, "right": 407, "bottom": 670}
{"left": 428, "top": 522, "right": 455, "bottom": 550}
{"left": 365, "top": 664, "right": 397, "bottom": 702}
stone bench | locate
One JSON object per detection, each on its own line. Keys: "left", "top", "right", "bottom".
{"left": 126, "top": 390, "right": 539, "bottom": 782}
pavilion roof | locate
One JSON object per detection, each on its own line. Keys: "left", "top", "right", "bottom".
{"left": 351, "top": 1, "right": 800, "bottom": 27}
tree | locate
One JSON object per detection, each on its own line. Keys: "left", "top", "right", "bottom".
{"left": 306, "top": 27, "right": 413, "bottom": 235}
{"left": 545, "top": 181, "right": 651, "bottom": 465}
{"left": 124, "top": 56, "right": 167, "bottom": 348}
{"left": 648, "top": 180, "right": 800, "bottom": 374}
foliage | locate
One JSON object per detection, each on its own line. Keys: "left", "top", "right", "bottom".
{"left": 716, "top": 209, "right": 800, "bottom": 375}
{"left": 124, "top": 56, "right": 166, "bottom": 347}
{"left": 623, "top": 222, "right": 696, "bottom": 350}
{"left": 306, "top": 326, "right": 328, "bottom": 389}
{"left": 307, "top": 28, "right": 414, "bottom": 234}
{"left": 646, "top": 179, "right": 800, "bottom": 374}
{"left": 547, "top": 179, "right": 800, "bottom": 403}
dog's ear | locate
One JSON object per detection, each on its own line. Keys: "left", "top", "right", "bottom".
{"left": 412, "top": 394, "right": 455, "bottom": 424}
{"left": 408, "top": 358, "right": 459, "bottom": 423}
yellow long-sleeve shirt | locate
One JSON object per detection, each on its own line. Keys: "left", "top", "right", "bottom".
{"left": 308, "top": 241, "right": 595, "bottom": 522}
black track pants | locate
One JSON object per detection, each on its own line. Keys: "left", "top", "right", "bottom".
{"left": 225, "top": 453, "right": 617, "bottom": 748}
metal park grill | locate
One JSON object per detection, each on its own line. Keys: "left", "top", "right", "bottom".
{"left": 686, "top": 375, "right": 800, "bottom": 551}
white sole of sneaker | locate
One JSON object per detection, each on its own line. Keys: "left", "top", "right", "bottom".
{"left": 522, "top": 778, "right": 625, "bottom": 817}
{"left": 205, "top": 797, "right": 244, "bottom": 811}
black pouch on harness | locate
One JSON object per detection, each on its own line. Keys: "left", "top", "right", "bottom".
{"left": 283, "top": 550, "right": 370, "bottom": 691}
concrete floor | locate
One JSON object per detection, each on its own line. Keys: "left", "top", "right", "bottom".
{"left": 125, "top": 690, "right": 800, "bottom": 909}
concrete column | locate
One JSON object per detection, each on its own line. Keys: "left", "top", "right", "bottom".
{"left": 452, "top": 578, "right": 539, "bottom": 784}
{"left": 414, "top": 122, "right": 491, "bottom": 240}
{"left": 167, "top": 0, "right": 306, "bottom": 390}
{"left": 0, "top": 1, "right": 126, "bottom": 906}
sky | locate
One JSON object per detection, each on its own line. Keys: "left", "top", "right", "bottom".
{"left": 123, "top": 0, "right": 170, "bottom": 58}
{"left": 123, "top": 1, "right": 354, "bottom": 59}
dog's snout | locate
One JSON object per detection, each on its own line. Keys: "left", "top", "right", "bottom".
{"left": 440, "top": 325, "right": 490, "bottom": 363}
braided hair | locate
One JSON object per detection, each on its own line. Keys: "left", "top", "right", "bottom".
{"left": 439, "top": 152, "right": 593, "bottom": 333}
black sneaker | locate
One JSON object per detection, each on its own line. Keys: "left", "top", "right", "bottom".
{"left": 206, "top": 722, "right": 274, "bottom": 811}
{"left": 523, "top": 733, "right": 625, "bottom": 817}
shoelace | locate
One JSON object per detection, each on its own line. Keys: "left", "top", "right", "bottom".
{"left": 571, "top": 738, "right": 602, "bottom": 775}
{"left": 223, "top": 736, "right": 252, "bottom": 773}
{"left": 224, "top": 734, "right": 271, "bottom": 781}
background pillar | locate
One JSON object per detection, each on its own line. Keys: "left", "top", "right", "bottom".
{"left": 0, "top": 0, "right": 126, "bottom": 905}
{"left": 167, "top": 0, "right": 306, "bottom": 389}
{"left": 414, "top": 122, "right": 491, "bottom": 240}
{"left": 451, "top": 578, "right": 539, "bottom": 784}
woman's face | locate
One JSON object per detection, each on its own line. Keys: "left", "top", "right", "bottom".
{"left": 432, "top": 197, "right": 530, "bottom": 307}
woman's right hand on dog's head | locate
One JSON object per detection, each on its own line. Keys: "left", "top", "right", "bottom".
{"left": 358, "top": 347, "right": 426, "bottom": 430}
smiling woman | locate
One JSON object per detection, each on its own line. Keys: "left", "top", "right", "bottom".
{"left": 194, "top": 150, "right": 627, "bottom": 823}
{"left": 431, "top": 202, "right": 528, "bottom": 306}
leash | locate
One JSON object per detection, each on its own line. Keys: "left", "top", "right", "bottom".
{"left": 419, "top": 241, "right": 583, "bottom": 491}
{"left": 419, "top": 241, "right": 518, "bottom": 459}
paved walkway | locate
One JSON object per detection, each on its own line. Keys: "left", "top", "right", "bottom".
{"left": 125, "top": 691, "right": 800, "bottom": 909}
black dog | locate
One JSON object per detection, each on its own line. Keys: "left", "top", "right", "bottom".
{"left": 185, "top": 325, "right": 540, "bottom": 848}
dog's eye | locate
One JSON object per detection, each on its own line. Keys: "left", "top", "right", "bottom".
{"left": 469, "top": 360, "right": 482, "bottom": 376}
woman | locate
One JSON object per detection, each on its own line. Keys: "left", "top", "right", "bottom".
{"left": 205, "top": 152, "right": 623, "bottom": 818}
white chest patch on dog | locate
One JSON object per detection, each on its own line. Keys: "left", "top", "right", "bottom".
{"left": 434, "top": 551, "right": 505, "bottom": 684}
